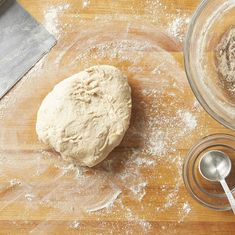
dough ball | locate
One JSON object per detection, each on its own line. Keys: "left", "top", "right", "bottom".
{"left": 36, "top": 65, "right": 132, "bottom": 167}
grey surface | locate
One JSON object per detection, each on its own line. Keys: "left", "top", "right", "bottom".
{"left": 0, "top": 0, "right": 6, "bottom": 6}
{"left": 0, "top": 0, "right": 5, "bottom": 6}
{"left": 0, "top": 0, "right": 56, "bottom": 99}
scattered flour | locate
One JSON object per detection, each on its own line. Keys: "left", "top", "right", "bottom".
{"left": 138, "top": 220, "right": 152, "bottom": 233}
{"left": 43, "top": 3, "right": 70, "bottom": 37}
{"left": 182, "top": 202, "right": 192, "bottom": 215}
{"left": 134, "top": 157, "right": 156, "bottom": 167}
{"left": 69, "top": 220, "right": 81, "bottom": 229}
{"left": 44, "top": 7, "right": 59, "bottom": 36}
{"left": 25, "top": 193, "right": 35, "bottom": 202}
{"left": 178, "top": 110, "right": 198, "bottom": 131}
{"left": 82, "top": 0, "right": 90, "bottom": 8}
{"left": 145, "top": 0, "right": 191, "bottom": 42}
{"left": 178, "top": 202, "right": 192, "bottom": 223}
{"left": 130, "top": 182, "right": 147, "bottom": 201}
{"left": 124, "top": 207, "right": 152, "bottom": 232}
{"left": 167, "top": 13, "right": 190, "bottom": 42}
{"left": 10, "top": 179, "right": 21, "bottom": 186}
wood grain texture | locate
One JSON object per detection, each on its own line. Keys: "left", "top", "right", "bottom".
{"left": 0, "top": 0, "right": 235, "bottom": 234}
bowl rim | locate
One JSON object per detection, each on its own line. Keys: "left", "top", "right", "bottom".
{"left": 183, "top": 133, "right": 235, "bottom": 211}
{"left": 184, "top": 0, "right": 235, "bottom": 131}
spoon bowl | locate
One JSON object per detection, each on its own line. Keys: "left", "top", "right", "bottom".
{"left": 199, "top": 150, "right": 232, "bottom": 182}
{"left": 199, "top": 150, "right": 235, "bottom": 214}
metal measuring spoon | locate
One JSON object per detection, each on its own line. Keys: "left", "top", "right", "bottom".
{"left": 199, "top": 150, "right": 235, "bottom": 214}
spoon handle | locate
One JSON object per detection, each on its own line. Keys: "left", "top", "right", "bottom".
{"left": 220, "top": 179, "right": 235, "bottom": 214}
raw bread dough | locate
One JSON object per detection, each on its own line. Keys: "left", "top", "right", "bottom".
{"left": 36, "top": 65, "right": 132, "bottom": 167}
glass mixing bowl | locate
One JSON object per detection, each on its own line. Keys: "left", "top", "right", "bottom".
{"left": 183, "top": 133, "right": 235, "bottom": 211}
{"left": 184, "top": 0, "right": 235, "bottom": 130}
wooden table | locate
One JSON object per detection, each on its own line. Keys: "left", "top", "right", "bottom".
{"left": 0, "top": 0, "right": 235, "bottom": 234}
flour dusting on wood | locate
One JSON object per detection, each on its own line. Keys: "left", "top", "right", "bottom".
{"left": 0, "top": 0, "right": 204, "bottom": 234}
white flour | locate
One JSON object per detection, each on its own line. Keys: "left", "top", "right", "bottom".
{"left": 130, "top": 182, "right": 147, "bottom": 201}
{"left": 82, "top": 0, "right": 90, "bottom": 8}
{"left": 25, "top": 193, "right": 35, "bottom": 202}
{"left": 178, "top": 110, "right": 198, "bottom": 131}
{"left": 43, "top": 3, "right": 70, "bottom": 37}
{"left": 145, "top": 0, "right": 191, "bottom": 42}
{"left": 0, "top": 0, "right": 204, "bottom": 234}
{"left": 178, "top": 202, "right": 192, "bottom": 223}
{"left": 44, "top": 7, "right": 59, "bottom": 36}
{"left": 168, "top": 15, "right": 190, "bottom": 42}
{"left": 69, "top": 220, "right": 80, "bottom": 229}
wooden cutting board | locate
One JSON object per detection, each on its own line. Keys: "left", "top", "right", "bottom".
{"left": 0, "top": 0, "right": 235, "bottom": 234}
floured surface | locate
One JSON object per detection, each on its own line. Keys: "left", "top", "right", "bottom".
{"left": 0, "top": 0, "right": 231, "bottom": 235}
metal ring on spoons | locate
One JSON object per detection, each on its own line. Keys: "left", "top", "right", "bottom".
{"left": 199, "top": 150, "right": 235, "bottom": 214}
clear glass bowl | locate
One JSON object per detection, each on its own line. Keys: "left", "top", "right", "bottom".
{"left": 183, "top": 133, "right": 235, "bottom": 211}
{"left": 184, "top": 0, "right": 235, "bottom": 130}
